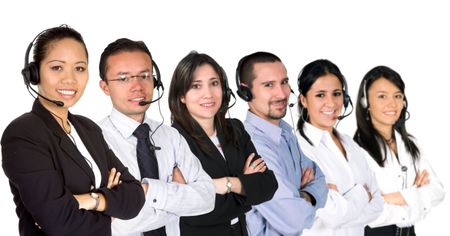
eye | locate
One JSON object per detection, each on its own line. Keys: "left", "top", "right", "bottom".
{"left": 281, "top": 79, "right": 289, "bottom": 85}
{"left": 51, "top": 65, "right": 63, "bottom": 71}
{"left": 139, "top": 72, "right": 150, "bottom": 81}
{"left": 117, "top": 74, "right": 129, "bottom": 82}
{"left": 212, "top": 80, "right": 220, "bottom": 86}
{"left": 191, "top": 83, "right": 201, "bottom": 89}
{"left": 315, "top": 93, "right": 325, "bottom": 98}
{"left": 333, "top": 91, "right": 343, "bottom": 97}
{"left": 263, "top": 82, "right": 274, "bottom": 88}
{"left": 75, "top": 66, "right": 86, "bottom": 72}
{"left": 394, "top": 94, "right": 404, "bottom": 100}
{"left": 377, "top": 94, "right": 386, "bottom": 99}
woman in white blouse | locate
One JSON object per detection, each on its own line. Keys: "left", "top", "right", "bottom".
{"left": 296, "top": 59, "right": 383, "bottom": 236}
{"left": 353, "top": 65, "right": 445, "bottom": 236}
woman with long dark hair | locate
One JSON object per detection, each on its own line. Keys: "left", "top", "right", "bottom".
{"left": 168, "top": 51, "right": 277, "bottom": 236}
{"left": 354, "top": 65, "right": 445, "bottom": 236}
{"left": 296, "top": 59, "right": 383, "bottom": 236}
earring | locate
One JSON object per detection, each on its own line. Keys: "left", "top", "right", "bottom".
{"left": 365, "top": 109, "right": 370, "bottom": 121}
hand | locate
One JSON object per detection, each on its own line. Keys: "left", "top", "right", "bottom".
{"left": 107, "top": 168, "right": 121, "bottom": 189}
{"left": 300, "top": 166, "right": 315, "bottom": 189}
{"left": 327, "top": 183, "right": 338, "bottom": 192}
{"left": 382, "top": 192, "right": 407, "bottom": 205}
{"left": 74, "top": 192, "right": 105, "bottom": 211}
{"left": 142, "top": 183, "right": 149, "bottom": 195}
{"left": 172, "top": 166, "right": 186, "bottom": 184}
{"left": 243, "top": 153, "right": 267, "bottom": 174}
{"left": 414, "top": 169, "right": 430, "bottom": 187}
{"left": 363, "top": 184, "right": 373, "bottom": 202}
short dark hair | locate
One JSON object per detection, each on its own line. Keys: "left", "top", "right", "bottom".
{"left": 237, "top": 51, "right": 282, "bottom": 89}
{"left": 99, "top": 38, "right": 153, "bottom": 81}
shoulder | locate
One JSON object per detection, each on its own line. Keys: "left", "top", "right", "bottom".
{"left": 71, "top": 114, "right": 102, "bottom": 133}
{"left": 2, "top": 112, "right": 46, "bottom": 141}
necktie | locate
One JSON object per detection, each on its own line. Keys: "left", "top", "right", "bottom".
{"left": 133, "top": 123, "right": 166, "bottom": 236}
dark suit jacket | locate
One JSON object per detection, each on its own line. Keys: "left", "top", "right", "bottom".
{"left": 1, "top": 100, "right": 145, "bottom": 236}
{"left": 172, "top": 119, "right": 278, "bottom": 236}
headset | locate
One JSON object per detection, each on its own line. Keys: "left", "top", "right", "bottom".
{"left": 360, "top": 78, "right": 369, "bottom": 108}
{"left": 21, "top": 27, "right": 65, "bottom": 107}
{"left": 219, "top": 65, "right": 235, "bottom": 113}
{"left": 22, "top": 29, "right": 48, "bottom": 86}
{"left": 235, "top": 55, "right": 253, "bottom": 101}
{"left": 138, "top": 55, "right": 164, "bottom": 106}
{"left": 151, "top": 59, "right": 163, "bottom": 91}
{"left": 360, "top": 77, "right": 407, "bottom": 110}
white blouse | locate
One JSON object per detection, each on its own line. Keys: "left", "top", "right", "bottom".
{"left": 297, "top": 123, "right": 384, "bottom": 236}
{"left": 364, "top": 131, "right": 445, "bottom": 228}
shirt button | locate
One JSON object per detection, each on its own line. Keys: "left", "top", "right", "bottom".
{"left": 153, "top": 199, "right": 157, "bottom": 203}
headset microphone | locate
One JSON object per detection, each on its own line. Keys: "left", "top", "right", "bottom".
{"left": 149, "top": 145, "right": 161, "bottom": 151}
{"left": 24, "top": 80, "right": 65, "bottom": 107}
{"left": 337, "top": 96, "right": 353, "bottom": 120}
{"left": 138, "top": 94, "right": 163, "bottom": 106}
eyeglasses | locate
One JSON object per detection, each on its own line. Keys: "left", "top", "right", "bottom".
{"left": 107, "top": 72, "right": 154, "bottom": 83}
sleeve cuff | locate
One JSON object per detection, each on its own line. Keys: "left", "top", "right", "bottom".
{"left": 143, "top": 178, "right": 168, "bottom": 210}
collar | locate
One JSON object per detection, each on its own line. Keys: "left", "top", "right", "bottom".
{"left": 109, "top": 107, "right": 149, "bottom": 139}
{"left": 245, "top": 110, "right": 295, "bottom": 145}
{"left": 302, "top": 122, "right": 329, "bottom": 146}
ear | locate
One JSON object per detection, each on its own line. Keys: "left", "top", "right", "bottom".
{"left": 299, "top": 94, "right": 308, "bottom": 108}
{"left": 180, "top": 96, "right": 185, "bottom": 104}
{"left": 99, "top": 80, "right": 110, "bottom": 96}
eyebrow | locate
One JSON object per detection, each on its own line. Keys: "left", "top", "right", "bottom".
{"left": 46, "top": 60, "right": 87, "bottom": 65}
{"left": 115, "top": 69, "right": 150, "bottom": 76}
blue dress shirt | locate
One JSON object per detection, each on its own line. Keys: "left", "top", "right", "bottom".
{"left": 244, "top": 111, "right": 328, "bottom": 236}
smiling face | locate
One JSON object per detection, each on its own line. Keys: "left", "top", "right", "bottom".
{"left": 367, "top": 77, "right": 404, "bottom": 132}
{"left": 38, "top": 38, "right": 88, "bottom": 111}
{"left": 99, "top": 51, "right": 154, "bottom": 122}
{"left": 181, "top": 64, "right": 222, "bottom": 127}
{"left": 248, "top": 61, "right": 291, "bottom": 125}
{"left": 300, "top": 74, "right": 344, "bottom": 133}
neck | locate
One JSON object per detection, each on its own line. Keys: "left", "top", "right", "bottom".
{"left": 197, "top": 118, "right": 215, "bottom": 137}
{"left": 376, "top": 125, "right": 393, "bottom": 141}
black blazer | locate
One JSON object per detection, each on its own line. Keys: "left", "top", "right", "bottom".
{"left": 172, "top": 119, "right": 277, "bottom": 236}
{"left": 1, "top": 100, "right": 145, "bottom": 236}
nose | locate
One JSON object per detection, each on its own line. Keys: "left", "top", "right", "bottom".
{"left": 62, "top": 69, "right": 77, "bottom": 84}
{"left": 129, "top": 77, "right": 146, "bottom": 91}
{"left": 202, "top": 85, "right": 213, "bottom": 99}
{"left": 274, "top": 84, "right": 288, "bottom": 100}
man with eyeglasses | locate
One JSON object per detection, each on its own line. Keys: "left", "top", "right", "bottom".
{"left": 98, "top": 38, "right": 215, "bottom": 236}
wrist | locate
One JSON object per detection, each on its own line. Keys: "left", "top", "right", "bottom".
{"left": 90, "top": 192, "right": 100, "bottom": 211}
{"left": 225, "top": 177, "right": 232, "bottom": 194}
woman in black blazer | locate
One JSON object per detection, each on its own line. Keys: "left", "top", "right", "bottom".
{"left": 168, "top": 51, "right": 278, "bottom": 236}
{"left": 1, "top": 25, "right": 145, "bottom": 236}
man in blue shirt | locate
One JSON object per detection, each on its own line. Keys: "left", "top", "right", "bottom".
{"left": 235, "top": 51, "right": 328, "bottom": 236}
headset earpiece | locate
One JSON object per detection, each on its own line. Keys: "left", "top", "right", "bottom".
{"left": 360, "top": 78, "right": 368, "bottom": 108}
{"left": 152, "top": 59, "right": 163, "bottom": 91}
{"left": 235, "top": 55, "right": 253, "bottom": 102}
{"left": 22, "top": 61, "right": 40, "bottom": 85}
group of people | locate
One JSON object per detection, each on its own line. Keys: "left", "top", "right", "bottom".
{"left": 1, "top": 25, "right": 445, "bottom": 236}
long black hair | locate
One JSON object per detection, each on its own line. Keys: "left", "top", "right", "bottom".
{"left": 353, "top": 65, "right": 420, "bottom": 167}
{"left": 296, "top": 59, "right": 348, "bottom": 145}
{"left": 168, "top": 51, "right": 234, "bottom": 154}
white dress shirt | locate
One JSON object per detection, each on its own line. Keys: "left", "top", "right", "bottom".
{"left": 365, "top": 131, "right": 445, "bottom": 228}
{"left": 98, "top": 108, "right": 215, "bottom": 236}
{"left": 298, "top": 123, "right": 384, "bottom": 236}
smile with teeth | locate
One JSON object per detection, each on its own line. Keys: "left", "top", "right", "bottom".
{"left": 130, "top": 97, "right": 145, "bottom": 102}
{"left": 57, "top": 89, "right": 76, "bottom": 95}
{"left": 201, "top": 102, "right": 215, "bottom": 108}
{"left": 321, "top": 111, "right": 335, "bottom": 116}
{"left": 384, "top": 111, "right": 397, "bottom": 116}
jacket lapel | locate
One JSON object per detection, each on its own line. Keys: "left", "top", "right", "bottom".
{"left": 32, "top": 100, "right": 96, "bottom": 183}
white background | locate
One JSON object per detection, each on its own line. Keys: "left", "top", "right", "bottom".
{"left": 0, "top": 0, "right": 448, "bottom": 235}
